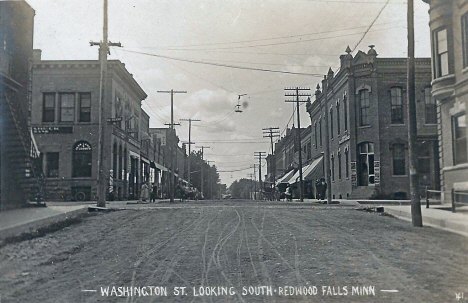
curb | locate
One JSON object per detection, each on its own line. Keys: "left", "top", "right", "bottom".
{"left": 0, "top": 206, "right": 89, "bottom": 241}
{"left": 384, "top": 207, "right": 468, "bottom": 238}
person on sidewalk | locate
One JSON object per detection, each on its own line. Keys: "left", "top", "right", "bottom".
{"left": 140, "top": 182, "right": 150, "bottom": 203}
{"left": 285, "top": 184, "right": 293, "bottom": 202}
{"left": 151, "top": 183, "right": 157, "bottom": 202}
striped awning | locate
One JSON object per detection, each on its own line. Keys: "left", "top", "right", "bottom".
{"left": 276, "top": 169, "right": 295, "bottom": 186}
{"left": 288, "top": 156, "right": 324, "bottom": 184}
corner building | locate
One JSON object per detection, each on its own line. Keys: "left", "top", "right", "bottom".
{"left": 422, "top": 0, "right": 468, "bottom": 202}
{"left": 306, "top": 46, "right": 439, "bottom": 199}
{"left": 31, "top": 51, "right": 147, "bottom": 201}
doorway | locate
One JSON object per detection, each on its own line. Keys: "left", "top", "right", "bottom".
{"left": 358, "top": 142, "right": 375, "bottom": 186}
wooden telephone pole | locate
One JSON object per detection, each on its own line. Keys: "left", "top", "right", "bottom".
{"left": 285, "top": 87, "right": 311, "bottom": 202}
{"left": 407, "top": 0, "right": 423, "bottom": 227}
{"left": 158, "top": 89, "right": 186, "bottom": 202}
{"left": 91, "top": 0, "right": 121, "bottom": 208}
{"left": 196, "top": 145, "right": 210, "bottom": 197}
{"left": 180, "top": 118, "right": 200, "bottom": 188}
{"left": 263, "top": 127, "right": 280, "bottom": 188}
{"left": 254, "top": 152, "right": 266, "bottom": 199}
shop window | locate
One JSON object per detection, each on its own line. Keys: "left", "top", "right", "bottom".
{"left": 73, "top": 141, "right": 92, "bottom": 177}
{"left": 79, "top": 93, "right": 91, "bottom": 122}
{"left": 359, "top": 90, "right": 370, "bottom": 126}
{"left": 453, "top": 113, "right": 467, "bottom": 165}
{"left": 390, "top": 87, "right": 404, "bottom": 124}
{"left": 46, "top": 152, "right": 59, "bottom": 178}
{"left": 60, "top": 93, "right": 75, "bottom": 122}
{"left": 338, "top": 152, "right": 342, "bottom": 180}
{"left": 392, "top": 143, "right": 406, "bottom": 176}
{"left": 42, "top": 93, "right": 55, "bottom": 122}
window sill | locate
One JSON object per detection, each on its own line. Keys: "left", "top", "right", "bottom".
{"left": 442, "top": 163, "right": 468, "bottom": 172}
{"left": 462, "top": 66, "right": 468, "bottom": 74}
{"left": 389, "top": 124, "right": 405, "bottom": 126}
{"left": 358, "top": 125, "right": 372, "bottom": 129}
{"left": 392, "top": 175, "right": 408, "bottom": 177}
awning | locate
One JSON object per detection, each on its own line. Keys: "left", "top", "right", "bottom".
{"left": 288, "top": 156, "right": 323, "bottom": 184}
{"left": 276, "top": 169, "right": 295, "bottom": 186}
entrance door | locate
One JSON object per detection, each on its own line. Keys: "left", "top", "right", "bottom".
{"left": 358, "top": 142, "right": 375, "bottom": 186}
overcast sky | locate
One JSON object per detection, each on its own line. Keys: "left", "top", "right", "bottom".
{"left": 27, "top": 0, "right": 431, "bottom": 186}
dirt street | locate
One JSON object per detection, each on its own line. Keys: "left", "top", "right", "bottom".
{"left": 1, "top": 200, "right": 468, "bottom": 303}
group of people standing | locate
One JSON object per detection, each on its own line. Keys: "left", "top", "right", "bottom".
{"left": 283, "top": 178, "right": 327, "bottom": 202}
{"left": 139, "top": 182, "right": 159, "bottom": 203}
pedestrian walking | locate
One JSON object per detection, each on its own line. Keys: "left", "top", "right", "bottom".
{"left": 151, "top": 183, "right": 157, "bottom": 202}
{"left": 285, "top": 184, "right": 293, "bottom": 202}
{"left": 140, "top": 182, "right": 150, "bottom": 202}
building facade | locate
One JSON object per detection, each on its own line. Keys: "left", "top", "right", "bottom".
{"left": 422, "top": 0, "right": 468, "bottom": 202}
{"left": 306, "top": 46, "right": 439, "bottom": 199}
{"left": 31, "top": 52, "right": 148, "bottom": 201}
{"left": 0, "top": 1, "right": 45, "bottom": 210}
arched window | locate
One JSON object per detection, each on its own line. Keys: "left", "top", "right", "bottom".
{"left": 390, "top": 87, "right": 404, "bottom": 124}
{"left": 314, "top": 122, "right": 318, "bottom": 149}
{"left": 73, "top": 141, "right": 92, "bottom": 177}
{"left": 336, "top": 101, "right": 341, "bottom": 135}
{"left": 359, "top": 90, "right": 370, "bottom": 126}
{"left": 392, "top": 143, "right": 406, "bottom": 176}
{"left": 343, "top": 92, "right": 348, "bottom": 132}
{"left": 338, "top": 151, "right": 342, "bottom": 180}
{"left": 330, "top": 107, "right": 334, "bottom": 139}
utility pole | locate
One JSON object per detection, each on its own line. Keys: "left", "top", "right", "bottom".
{"left": 206, "top": 160, "right": 215, "bottom": 199}
{"left": 263, "top": 127, "right": 280, "bottom": 188}
{"left": 90, "top": 0, "right": 121, "bottom": 208}
{"left": 254, "top": 152, "right": 266, "bottom": 200}
{"left": 180, "top": 118, "right": 200, "bottom": 188}
{"left": 407, "top": 0, "right": 422, "bottom": 227}
{"left": 248, "top": 173, "right": 255, "bottom": 200}
{"left": 285, "top": 87, "right": 311, "bottom": 202}
{"left": 250, "top": 164, "right": 257, "bottom": 200}
{"left": 196, "top": 145, "right": 210, "bottom": 197}
{"left": 158, "top": 89, "right": 186, "bottom": 202}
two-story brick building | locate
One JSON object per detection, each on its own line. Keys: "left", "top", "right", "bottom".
{"left": 31, "top": 51, "right": 148, "bottom": 201}
{"left": 306, "top": 46, "right": 439, "bottom": 199}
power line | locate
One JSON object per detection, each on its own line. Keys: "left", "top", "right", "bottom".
{"left": 122, "top": 49, "right": 325, "bottom": 77}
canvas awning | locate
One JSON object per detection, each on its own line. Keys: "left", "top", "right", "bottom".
{"left": 276, "top": 169, "right": 295, "bottom": 186}
{"left": 288, "top": 156, "right": 324, "bottom": 184}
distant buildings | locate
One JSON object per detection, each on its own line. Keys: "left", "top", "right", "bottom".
{"left": 422, "top": 0, "right": 468, "bottom": 202}
{"left": 0, "top": 1, "right": 45, "bottom": 209}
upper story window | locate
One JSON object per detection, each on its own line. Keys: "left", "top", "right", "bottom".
{"left": 336, "top": 101, "right": 341, "bottom": 135}
{"left": 314, "top": 122, "right": 318, "bottom": 149}
{"left": 359, "top": 89, "right": 370, "bottom": 126}
{"left": 60, "top": 93, "right": 75, "bottom": 122}
{"left": 390, "top": 87, "right": 404, "bottom": 124}
{"left": 343, "top": 94, "right": 348, "bottom": 132}
{"left": 462, "top": 13, "right": 468, "bottom": 67}
{"left": 319, "top": 118, "right": 323, "bottom": 147}
{"left": 424, "top": 87, "right": 437, "bottom": 124}
{"left": 42, "top": 93, "right": 55, "bottom": 122}
{"left": 435, "top": 28, "right": 449, "bottom": 77}
{"left": 330, "top": 108, "right": 334, "bottom": 139}
{"left": 79, "top": 93, "right": 91, "bottom": 122}
{"left": 453, "top": 113, "right": 467, "bottom": 165}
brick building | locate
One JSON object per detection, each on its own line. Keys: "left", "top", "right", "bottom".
{"left": 0, "top": 1, "right": 46, "bottom": 210}
{"left": 306, "top": 46, "right": 439, "bottom": 199}
{"left": 31, "top": 51, "right": 148, "bottom": 201}
{"left": 422, "top": 0, "right": 468, "bottom": 202}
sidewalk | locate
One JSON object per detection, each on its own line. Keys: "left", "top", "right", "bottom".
{"left": 0, "top": 204, "right": 89, "bottom": 241}
{"left": 384, "top": 204, "right": 468, "bottom": 237}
